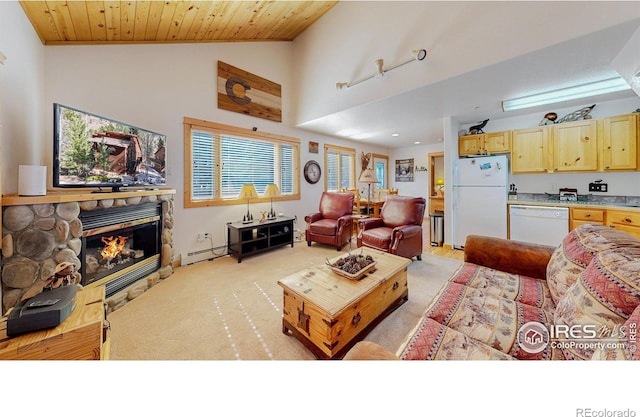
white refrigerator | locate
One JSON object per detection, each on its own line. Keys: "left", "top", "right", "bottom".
{"left": 452, "top": 155, "right": 508, "bottom": 249}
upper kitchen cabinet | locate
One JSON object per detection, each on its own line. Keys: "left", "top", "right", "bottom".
{"left": 511, "top": 126, "right": 552, "bottom": 173}
{"left": 458, "top": 131, "right": 511, "bottom": 157}
{"left": 599, "top": 113, "right": 638, "bottom": 171}
{"left": 552, "top": 119, "right": 598, "bottom": 172}
{"left": 511, "top": 113, "right": 639, "bottom": 174}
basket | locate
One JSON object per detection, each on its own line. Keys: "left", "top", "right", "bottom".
{"left": 327, "top": 260, "right": 377, "bottom": 280}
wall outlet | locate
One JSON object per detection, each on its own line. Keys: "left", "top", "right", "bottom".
{"left": 197, "top": 232, "right": 211, "bottom": 241}
{"left": 589, "top": 182, "right": 608, "bottom": 192}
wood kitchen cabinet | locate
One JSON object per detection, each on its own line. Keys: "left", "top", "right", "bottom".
{"left": 552, "top": 119, "right": 598, "bottom": 172}
{"left": 510, "top": 113, "right": 639, "bottom": 174}
{"left": 599, "top": 113, "right": 638, "bottom": 171}
{"left": 606, "top": 209, "right": 640, "bottom": 239}
{"left": 511, "top": 126, "right": 552, "bottom": 173}
{"left": 570, "top": 207, "right": 605, "bottom": 230}
{"left": 458, "top": 130, "right": 511, "bottom": 156}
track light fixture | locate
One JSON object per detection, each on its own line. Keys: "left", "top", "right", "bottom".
{"left": 336, "top": 49, "right": 427, "bottom": 90}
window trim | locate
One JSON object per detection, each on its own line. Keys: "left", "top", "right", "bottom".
{"left": 323, "top": 143, "right": 356, "bottom": 192}
{"left": 184, "top": 117, "right": 300, "bottom": 208}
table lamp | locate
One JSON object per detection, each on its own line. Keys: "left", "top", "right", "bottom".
{"left": 238, "top": 184, "right": 258, "bottom": 223}
{"left": 263, "top": 184, "right": 280, "bottom": 219}
{"left": 358, "top": 168, "right": 379, "bottom": 215}
{"left": 436, "top": 178, "right": 444, "bottom": 197}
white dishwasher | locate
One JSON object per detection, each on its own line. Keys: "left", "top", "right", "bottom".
{"left": 509, "top": 205, "right": 569, "bottom": 247}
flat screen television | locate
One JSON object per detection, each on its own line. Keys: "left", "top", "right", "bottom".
{"left": 53, "top": 103, "right": 167, "bottom": 192}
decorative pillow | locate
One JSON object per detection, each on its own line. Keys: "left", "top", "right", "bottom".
{"left": 554, "top": 247, "right": 640, "bottom": 360}
{"left": 546, "top": 224, "right": 640, "bottom": 304}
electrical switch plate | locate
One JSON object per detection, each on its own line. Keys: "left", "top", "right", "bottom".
{"left": 589, "top": 182, "right": 608, "bottom": 192}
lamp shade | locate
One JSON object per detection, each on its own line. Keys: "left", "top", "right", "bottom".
{"left": 263, "top": 184, "right": 280, "bottom": 199}
{"left": 238, "top": 184, "right": 258, "bottom": 199}
{"left": 436, "top": 178, "right": 444, "bottom": 186}
{"left": 358, "top": 168, "right": 379, "bottom": 184}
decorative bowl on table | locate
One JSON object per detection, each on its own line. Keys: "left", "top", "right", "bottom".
{"left": 326, "top": 253, "right": 376, "bottom": 280}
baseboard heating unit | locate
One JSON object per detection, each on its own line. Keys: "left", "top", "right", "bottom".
{"left": 181, "top": 245, "right": 228, "bottom": 265}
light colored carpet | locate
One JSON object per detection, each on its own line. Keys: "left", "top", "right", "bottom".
{"left": 107, "top": 241, "right": 462, "bottom": 360}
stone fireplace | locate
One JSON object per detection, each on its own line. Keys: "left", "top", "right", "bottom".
{"left": 1, "top": 190, "right": 175, "bottom": 314}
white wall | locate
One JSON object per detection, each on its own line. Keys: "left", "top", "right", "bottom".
{"left": 291, "top": 1, "right": 640, "bottom": 127}
{"left": 0, "top": 1, "right": 46, "bottom": 184}
{"left": 389, "top": 143, "right": 444, "bottom": 201}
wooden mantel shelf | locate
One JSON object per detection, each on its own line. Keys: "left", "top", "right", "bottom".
{"left": 2, "top": 188, "right": 176, "bottom": 206}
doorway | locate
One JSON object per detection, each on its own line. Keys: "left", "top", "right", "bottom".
{"left": 428, "top": 152, "right": 444, "bottom": 213}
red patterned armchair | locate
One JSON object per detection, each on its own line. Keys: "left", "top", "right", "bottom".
{"left": 357, "top": 195, "right": 426, "bottom": 260}
{"left": 305, "top": 192, "right": 354, "bottom": 251}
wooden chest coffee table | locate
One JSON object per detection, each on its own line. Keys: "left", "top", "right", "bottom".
{"left": 278, "top": 247, "right": 411, "bottom": 359}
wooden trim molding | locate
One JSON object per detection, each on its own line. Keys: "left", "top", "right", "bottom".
{"left": 2, "top": 188, "right": 176, "bottom": 206}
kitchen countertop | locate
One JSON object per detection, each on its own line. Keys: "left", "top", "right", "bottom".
{"left": 507, "top": 193, "right": 640, "bottom": 212}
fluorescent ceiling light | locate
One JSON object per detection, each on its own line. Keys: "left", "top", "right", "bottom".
{"left": 501, "top": 76, "right": 631, "bottom": 112}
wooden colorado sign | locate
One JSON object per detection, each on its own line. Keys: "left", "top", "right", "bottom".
{"left": 217, "top": 61, "right": 282, "bottom": 123}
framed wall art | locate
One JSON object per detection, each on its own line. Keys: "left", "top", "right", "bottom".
{"left": 395, "top": 158, "right": 414, "bottom": 182}
{"left": 217, "top": 61, "right": 282, "bottom": 122}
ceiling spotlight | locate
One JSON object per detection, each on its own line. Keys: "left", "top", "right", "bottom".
{"left": 336, "top": 48, "right": 427, "bottom": 91}
{"left": 412, "top": 49, "right": 427, "bottom": 61}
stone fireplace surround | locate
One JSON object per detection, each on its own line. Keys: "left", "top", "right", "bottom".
{"left": 1, "top": 189, "right": 175, "bottom": 314}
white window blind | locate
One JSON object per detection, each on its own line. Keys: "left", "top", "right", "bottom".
{"left": 185, "top": 118, "right": 300, "bottom": 207}
{"left": 191, "top": 129, "right": 216, "bottom": 200}
{"left": 325, "top": 145, "right": 355, "bottom": 192}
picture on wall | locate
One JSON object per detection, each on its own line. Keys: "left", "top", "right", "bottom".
{"left": 395, "top": 158, "right": 414, "bottom": 182}
{"left": 309, "top": 141, "right": 318, "bottom": 153}
{"left": 217, "top": 60, "right": 282, "bottom": 122}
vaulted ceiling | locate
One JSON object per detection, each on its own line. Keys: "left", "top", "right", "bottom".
{"left": 19, "top": 1, "right": 338, "bottom": 44}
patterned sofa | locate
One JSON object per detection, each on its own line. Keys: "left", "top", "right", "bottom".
{"left": 345, "top": 224, "right": 640, "bottom": 360}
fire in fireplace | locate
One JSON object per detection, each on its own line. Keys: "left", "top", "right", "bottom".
{"left": 80, "top": 203, "right": 162, "bottom": 296}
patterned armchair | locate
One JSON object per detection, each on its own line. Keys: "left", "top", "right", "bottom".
{"left": 305, "top": 192, "right": 354, "bottom": 251}
{"left": 357, "top": 195, "right": 426, "bottom": 260}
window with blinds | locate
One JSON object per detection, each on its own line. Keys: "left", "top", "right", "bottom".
{"left": 184, "top": 117, "right": 300, "bottom": 208}
{"left": 324, "top": 144, "right": 355, "bottom": 192}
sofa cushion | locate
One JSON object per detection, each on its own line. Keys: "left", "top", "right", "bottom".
{"left": 399, "top": 317, "right": 514, "bottom": 360}
{"left": 554, "top": 247, "right": 640, "bottom": 360}
{"left": 591, "top": 305, "right": 640, "bottom": 361}
{"left": 452, "top": 263, "right": 555, "bottom": 316}
{"left": 546, "top": 224, "right": 640, "bottom": 304}
{"left": 308, "top": 218, "right": 338, "bottom": 236}
{"left": 425, "top": 281, "right": 562, "bottom": 360}
{"left": 360, "top": 226, "right": 393, "bottom": 249}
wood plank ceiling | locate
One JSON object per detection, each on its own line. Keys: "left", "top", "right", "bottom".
{"left": 19, "top": 1, "right": 338, "bottom": 45}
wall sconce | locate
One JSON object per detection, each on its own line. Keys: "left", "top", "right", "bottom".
{"left": 336, "top": 49, "right": 427, "bottom": 90}
{"left": 501, "top": 76, "right": 630, "bottom": 112}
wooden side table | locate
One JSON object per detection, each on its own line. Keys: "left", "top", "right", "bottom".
{"left": 0, "top": 286, "right": 109, "bottom": 360}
